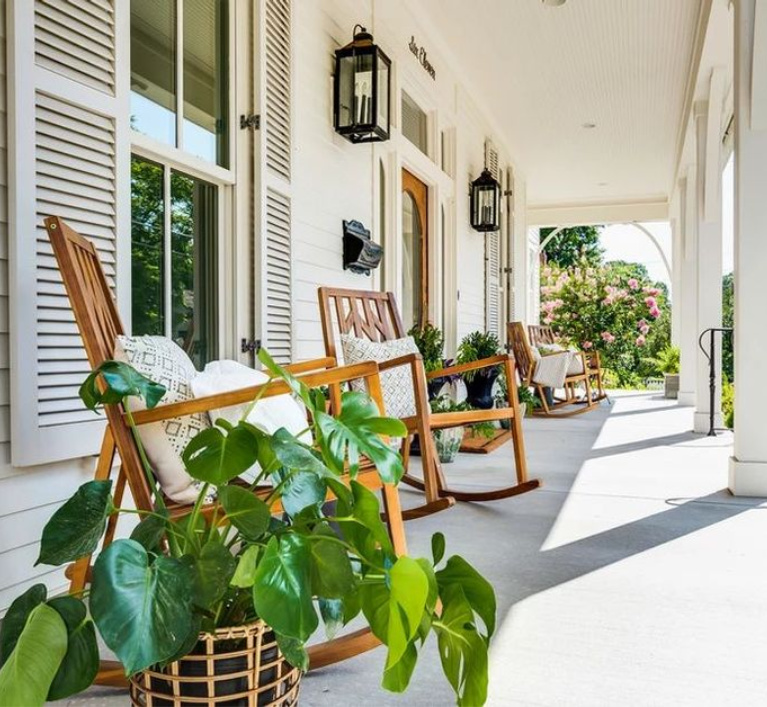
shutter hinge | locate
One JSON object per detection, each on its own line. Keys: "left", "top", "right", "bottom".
{"left": 241, "top": 338, "right": 262, "bottom": 354}
{"left": 240, "top": 114, "right": 261, "bottom": 130}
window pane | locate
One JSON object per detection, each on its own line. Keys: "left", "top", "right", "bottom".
{"left": 170, "top": 171, "right": 218, "bottom": 367}
{"left": 130, "top": 0, "right": 176, "bottom": 146}
{"left": 184, "top": 0, "right": 229, "bottom": 166}
{"left": 131, "top": 157, "right": 165, "bottom": 336}
{"left": 402, "top": 91, "right": 428, "bottom": 155}
{"left": 402, "top": 191, "right": 423, "bottom": 330}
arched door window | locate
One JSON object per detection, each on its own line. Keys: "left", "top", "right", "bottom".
{"left": 401, "top": 169, "right": 428, "bottom": 329}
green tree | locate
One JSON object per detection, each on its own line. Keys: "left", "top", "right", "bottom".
{"left": 722, "top": 272, "right": 734, "bottom": 381}
{"left": 541, "top": 226, "right": 604, "bottom": 268}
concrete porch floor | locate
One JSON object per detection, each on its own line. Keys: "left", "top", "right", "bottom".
{"left": 69, "top": 392, "right": 767, "bottom": 707}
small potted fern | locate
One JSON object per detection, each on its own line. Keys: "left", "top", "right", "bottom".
{"left": 456, "top": 331, "right": 502, "bottom": 409}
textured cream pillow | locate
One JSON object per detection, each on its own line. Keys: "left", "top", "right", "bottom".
{"left": 340, "top": 334, "right": 419, "bottom": 418}
{"left": 115, "top": 336, "right": 209, "bottom": 504}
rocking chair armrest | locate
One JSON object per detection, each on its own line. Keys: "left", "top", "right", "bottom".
{"left": 427, "top": 354, "right": 511, "bottom": 380}
{"left": 377, "top": 352, "right": 423, "bottom": 372}
{"left": 126, "top": 360, "right": 382, "bottom": 426}
{"left": 430, "top": 407, "right": 515, "bottom": 429}
{"left": 284, "top": 356, "right": 337, "bottom": 374}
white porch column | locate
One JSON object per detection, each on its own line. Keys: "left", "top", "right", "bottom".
{"left": 692, "top": 97, "right": 724, "bottom": 433}
{"left": 678, "top": 171, "right": 698, "bottom": 406}
{"left": 670, "top": 212, "right": 682, "bottom": 347}
{"left": 729, "top": 0, "right": 767, "bottom": 495}
{"left": 511, "top": 176, "right": 529, "bottom": 322}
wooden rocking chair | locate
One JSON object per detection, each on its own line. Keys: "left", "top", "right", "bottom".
{"left": 528, "top": 324, "right": 606, "bottom": 402}
{"left": 508, "top": 321, "right": 597, "bottom": 417}
{"left": 45, "top": 216, "right": 408, "bottom": 685}
{"left": 318, "top": 287, "right": 540, "bottom": 518}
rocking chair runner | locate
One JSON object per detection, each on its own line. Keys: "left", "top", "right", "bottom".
{"left": 528, "top": 324, "right": 606, "bottom": 401}
{"left": 44, "top": 216, "right": 408, "bottom": 684}
{"left": 318, "top": 286, "right": 540, "bottom": 518}
{"left": 508, "top": 321, "right": 597, "bottom": 417}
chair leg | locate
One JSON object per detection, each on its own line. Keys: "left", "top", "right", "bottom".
{"left": 69, "top": 428, "right": 115, "bottom": 594}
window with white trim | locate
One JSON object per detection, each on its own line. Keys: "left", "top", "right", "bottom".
{"left": 130, "top": 0, "right": 232, "bottom": 366}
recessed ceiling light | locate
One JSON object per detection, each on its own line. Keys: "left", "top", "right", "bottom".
{"left": 598, "top": 182, "right": 608, "bottom": 187}
{"left": 542, "top": 0, "right": 567, "bottom": 6}
{"left": 582, "top": 122, "right": 597, "bottom": 129}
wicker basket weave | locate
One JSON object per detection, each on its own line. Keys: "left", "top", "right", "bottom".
{"left": 129, "top": 621, "right": 301, "bottom": 707}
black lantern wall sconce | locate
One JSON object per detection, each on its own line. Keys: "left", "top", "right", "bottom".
{"left": 342, "top": 220, "right": 382, "bottom": 275}
{"left": 469, "top": 168, "right": 501, "bottom": 232}
{"left": 333, "top": 25, "right": 391, "bottom": 143}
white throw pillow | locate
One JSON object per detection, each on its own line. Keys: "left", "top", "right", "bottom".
{"left": 192, "top": 360, "right": 312, "bottom": 444}
{"left": 114, "top": 336, "right": 209, "bottom": 504}
{"left": 340, "top": 334, "right": 419, "bottom": 419}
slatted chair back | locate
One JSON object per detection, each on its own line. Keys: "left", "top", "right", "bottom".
{"left": 507, "top": 322, "right": 536, "bottom": 385}
{"left": 318, "top": 287, "right": 407, "bottom": 361}
{"left": 528, "top": 324, "right": 556, "bottom": 348}
{"left": 45, "top": 215, "right": 155, "bottom": 510}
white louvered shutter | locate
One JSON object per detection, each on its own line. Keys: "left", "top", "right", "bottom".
{"left": 484, "top": 141, "right": 501, "bottom": 336}
{"left": 257, "top": 0, "right": 293, "bottom": 362}
{"left": 8, "top": 0, "right": 129, "bottom": 465}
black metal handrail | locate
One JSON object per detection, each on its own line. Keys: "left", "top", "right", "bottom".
{"left": 697, "top": 327, "right": 733, "bottom": 436}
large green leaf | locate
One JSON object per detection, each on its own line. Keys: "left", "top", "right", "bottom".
{"left": 433, "top": 584, "right": 489, "bottom": 707}
{"left": 0, "top": 583, "right": 47, "bottom": 667}
{"left": 275, "top": 633, "right": 309, "bottom": 672}
{"left": 90, "top": 539, "right": 197, "bottom": 675}
{"left": 231, "top": 545, "right": 260, "bottom": 588}
{"left": 130, "top": 509, "right": 169, "bottom": 553}
{"left": 336, "top": 480, "right": 393, "bottom": 563}
{"left": 218, "top": 485, "right": 271, "bottom": 540}
{"left": 309, "top": 525, "right": 354, "bottom": 599}
{"left": 271, "top": 428, "right": 330, "bottom": 476}
{"left": 192, "top": 540, "right": 237, "bottom": 610}
{"left": 182, "top": 424, "right": 259, "bottom": 485}
{"left": 46, "top": 596, "right": 99, "bottom": 700}
{"left": 80, "top": 360, "right": 166, "bottom": 411}
{"left": 281, "top": 471, "right": 327, "bottom": 518}
{"left": 360, "top": 557, "right": 429, "bottom": 671}
{"left": 37, "top": 480, "right": 113, "bottom": 566}
{"left": 382, "top": 641, "right": 418, "bottom": 693}
{"left": 315, "top": 391, "right": 406, "bottom": 483}
{"left": 0, "top": 604, "right": 68, "bottom": 707}
{"left": 252, "top": 535, "right": 317, "bottom": 641}
{"left": 436, "top": 555, "right": 496, "bottom": 638}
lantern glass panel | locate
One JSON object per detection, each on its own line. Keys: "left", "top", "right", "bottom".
{"left": 376, "top": 55, "right": 389, "bottom": 129}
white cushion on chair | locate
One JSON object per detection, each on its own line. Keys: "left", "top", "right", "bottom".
{"left": 340, "top": 334, "right": 419, "bottom": 419}
{"left": 192, "top": 359, "right": 312, "bottom": 444}
{"left": 115, "top": 335, "right": 209, "bottom": 504}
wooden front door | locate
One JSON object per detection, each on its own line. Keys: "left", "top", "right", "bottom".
{"left": 401, "top": 169, "right": 429, "bottom": 330}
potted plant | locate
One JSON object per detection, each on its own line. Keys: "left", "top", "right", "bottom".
{"left": 456, "top": 331, "right": 502, "bottom": 409}
{"left": 648, "top": 345, "right": 680, "bottom": 399}
{"left": 408, "top": 323, "right": 450, "bottom": 400}
{"left": 0, "top": 350, "right": 496, "bottom": 707}
{"left": 428, "top": 395, "right": 492, "bottom": 463}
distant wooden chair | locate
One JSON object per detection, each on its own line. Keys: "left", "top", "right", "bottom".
{"left": 45, "top": 216, "right": 408, "bottom": 684}
{"left": 508, "top": 322, "right": 597, "bottom": 417}
{"left": 528, "top": 324, "right": 606, "bottom": 402}
{"left": 318, "top": 287, "right": 540, "bottom": 518}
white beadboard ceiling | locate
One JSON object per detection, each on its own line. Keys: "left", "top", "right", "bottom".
{"left": 418, "top": 0, "right": 705, "bottom": 208}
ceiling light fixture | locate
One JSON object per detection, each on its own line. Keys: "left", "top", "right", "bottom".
{"left": 582, "top": 122, "right": 597, "bottom": 129}
{"left": 542, "top": 0, "right": 567, "bottom": 6}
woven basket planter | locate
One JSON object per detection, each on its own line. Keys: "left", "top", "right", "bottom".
{"left": 129, "top": 621, "right": 301, "bottom": 707}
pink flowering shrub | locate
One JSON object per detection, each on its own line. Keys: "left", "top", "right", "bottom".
{"left": 540, "top": 260, "right": 670, "bottom": 386}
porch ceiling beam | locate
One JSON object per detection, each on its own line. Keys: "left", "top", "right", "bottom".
{"left": 526, "top": 200, "right": 669, "bottom": 227}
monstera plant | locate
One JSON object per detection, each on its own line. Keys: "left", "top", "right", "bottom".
{"left": 0, "top": 350, "right": 495, "bottom": 707}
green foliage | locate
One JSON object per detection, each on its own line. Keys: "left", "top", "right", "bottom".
{"left": 456, "top": 331, "right": 501, "bottom": 382}
{"left": 429, "top": 395, "right": 494, "bottom": 439}
{"left": 722, "top": 272, "right": 734, "bottom": 381}
{"left": 541, "top": 226, "right": 604, "bottom": 268}
{"left": 0, "top": 348, "right": 495, "bottom": 705}
{"left": 644, "top": 345, "right": 680, "bottom": 375}
{"left": 407, "top": 322, "right": 445, "bottom": 373}
{"left": 722, "top": 378, "right": 735, "bottom": 429}
{"left": 540, "top": 260, "right": 670, "bottom": 387}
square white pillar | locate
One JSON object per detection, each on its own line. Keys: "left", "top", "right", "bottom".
{"left": 729, "top": 0, "right": 767, "bottom": 495}
{"left": 692, "top": 100, "right": 724, "bottom": 434}
{"left": 677, "top": 172, "right": 698, "bottom": 407}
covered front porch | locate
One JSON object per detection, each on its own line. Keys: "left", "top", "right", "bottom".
{"left": 74, "top": 393, "right": 765, "bottom": 706}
